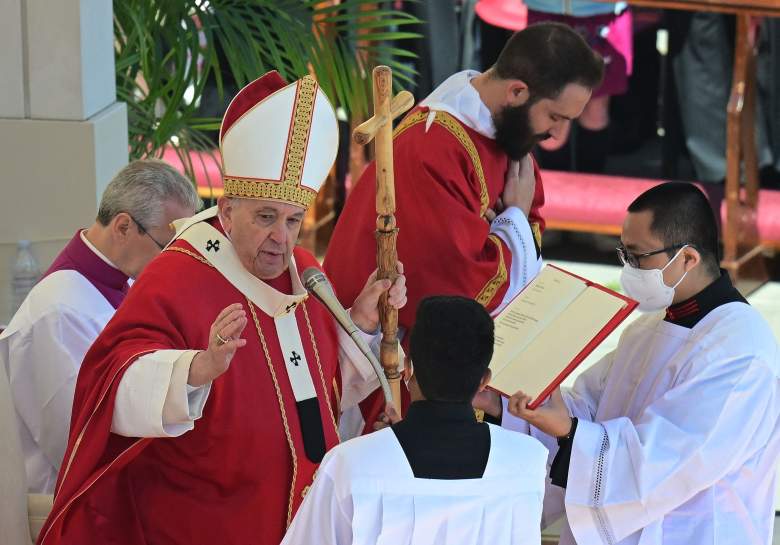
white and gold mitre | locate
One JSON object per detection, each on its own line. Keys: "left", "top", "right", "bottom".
{"left": 219, "top": 70, "right": 338, "bottom": 209}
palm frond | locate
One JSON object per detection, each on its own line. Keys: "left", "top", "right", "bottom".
{"left": 114, "top": 0, "right": 421, "bottom": 182}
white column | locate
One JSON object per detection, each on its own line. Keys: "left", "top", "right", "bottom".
{"left": 0, "top": 0, "right": 25, "bottom": 117}
{"left": 0, "top": 0, "right": 128, "bottom": 323}
{"left": 26, "top": 0, "right": 116, "bottom": 120}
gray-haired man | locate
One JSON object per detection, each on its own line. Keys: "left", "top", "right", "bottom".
{"left": 0, "top": 158, "right": 200, "bottom": 493}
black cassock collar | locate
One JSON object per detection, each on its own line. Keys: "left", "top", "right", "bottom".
{"left": 664, "top": 269, "right": 747, "bottom": 329}
{"left": 391, "top": 400, "right": 490, "bottom": 479}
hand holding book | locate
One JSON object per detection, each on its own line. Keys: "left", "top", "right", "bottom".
{"left": 507, "top": 388, "right": 573, "bottom": 438}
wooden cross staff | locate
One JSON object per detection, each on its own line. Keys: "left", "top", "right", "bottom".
{"left": 353, "top": 65, "right": 414, "bottom": 414}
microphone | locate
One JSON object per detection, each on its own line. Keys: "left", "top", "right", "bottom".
{"left": 302, "top": 267, "right": 394, "bottom": 406}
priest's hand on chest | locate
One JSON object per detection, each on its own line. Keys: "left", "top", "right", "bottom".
{"left": 508, "top": 388, "right": 572, "bottom": 438}
{"left": 349, "top": 262, "right": 407, "bottom": 333}
{"left": 188, "top": 303, "right": 248, "bottom": 387}
{"left": 501, "top": 155, "right": 535, "bottom": 217}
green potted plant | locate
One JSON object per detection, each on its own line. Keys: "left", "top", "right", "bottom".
{"left": 114, "top": 0, "right": 420, "bottom": 185}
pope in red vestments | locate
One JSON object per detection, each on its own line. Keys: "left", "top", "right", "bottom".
{"left": 37, "top": 72, "right": 406, "bottom": 545}
{"left": 324, "top": 25, "right": 604, "bottom": 431}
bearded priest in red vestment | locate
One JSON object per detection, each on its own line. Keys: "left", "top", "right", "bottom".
{"left": 37, "top": 71, "right": 406, "bottom": 545}
{"left": 324, "top": 23, "right": 604, "bottom": 434}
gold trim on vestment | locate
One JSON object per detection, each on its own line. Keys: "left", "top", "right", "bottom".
{"left": 302, "top": 303, "right": 340, "bottom": 439}
{"left": 433, "top": 113, "right": 490, "bottom": 216}
{"left": 248, "top": 299, "right": 299, "bottom": 528}
{"left": 331, "top": 378, "right": 341, "bottom": 424}
{"left": 164, "top": 246, "right": 216, "bottom": 267}
{"left": 531, "top": 222, "right": 542, "bottom": 249}
{"left": 247, "top": 297, "right": 337, "bottom": 528}
{"left": 393, "top": 109, "right": 427, "bottom": 137}
{"left": 223, "top": 76, "right": 318, "bottom": 208}
{"left": 393, "top": 110, "right": 490, "bottom": 217}
{"left": 475, "top": 235, "right": 507, "bottom": 307}
{"left": 301, "top": 467, "right": 319, "bottom": 500}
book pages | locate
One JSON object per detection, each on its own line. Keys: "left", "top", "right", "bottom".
{"left": 491, "top": 267, "right": 586, "bottom": 378}
{"left": 490, "top": 267, "right": 627, "bottom": 399}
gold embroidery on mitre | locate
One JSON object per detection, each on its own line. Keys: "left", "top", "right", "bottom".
{"left": 393, "top": 110, "right": 489, "bottom": 217}
{"left": 223, "top": 76, "right": 319, "bottom": 208}
{"left": 223, "top": 177, "right": 317, "bottom": 208}
{"left": 475, "top": 235, "right": 507, "bottom": 306}
{"left": 282, "top": 76, "right": 317, "bottom": 186}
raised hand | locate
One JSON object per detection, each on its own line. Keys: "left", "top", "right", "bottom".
{"left": 188, "top": 303, "right": 248, "bottom": 387}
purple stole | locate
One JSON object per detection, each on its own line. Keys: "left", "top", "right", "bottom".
{"left": 44, "top": 231, "right": 129, "bottom": 309}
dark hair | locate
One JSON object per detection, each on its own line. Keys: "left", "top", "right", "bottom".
{"left": 409, "top": 296, "right": 494, "bottom": 402}
{"left": 493, "top": 22, "right": 604, "bottom": 100}
{"left": 627, "top": 182, "right": 720, "bottom": 277}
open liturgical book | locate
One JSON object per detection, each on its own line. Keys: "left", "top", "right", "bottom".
{"left": 489, "top": 265, "right": 637, "bottom": 409}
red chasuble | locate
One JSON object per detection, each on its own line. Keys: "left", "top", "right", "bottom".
{"left": 38, "top": 225, "right": 341, "bottom": 545}
{"left": 323, "top": 108, "right": 545, "bottom": 430}
{"left": 325, "top": 107, "right": 545, "bottom": 327}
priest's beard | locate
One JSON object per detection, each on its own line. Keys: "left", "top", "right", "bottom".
{"left": 494, "top": 102, "right": 551, "bottom": 160}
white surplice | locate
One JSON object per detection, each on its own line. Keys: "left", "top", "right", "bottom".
{"left": 505, "top": 301, "right": 780, "bottom": 545}
{"left": 281, "top": 424, "right": 548, "bottom": 545}
{"left": 0, "top": 270, "right": 117, "bottom": 493}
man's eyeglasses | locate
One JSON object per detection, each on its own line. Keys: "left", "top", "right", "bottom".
{"left": 127, "top": 213, "right": 167, "bottom": 251}
{"left": 616, "top": 243, "right": 687, "bottom": 269}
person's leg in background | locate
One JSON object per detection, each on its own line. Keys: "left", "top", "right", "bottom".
{"left": 670, "top": 11, "right": 776, "bottom": 229}
{"left": 757, "top": 17, "right": 780, "bottom": 190}
{"left": 576, "top": 95, "right": 611, "bottom": 172}
{"left": 671, "top": 12, "right": 732, "bottom": 187}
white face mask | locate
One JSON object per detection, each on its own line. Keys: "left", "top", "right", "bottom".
{"left": 620, "top": 245, "right": 689, "bottom": 312}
